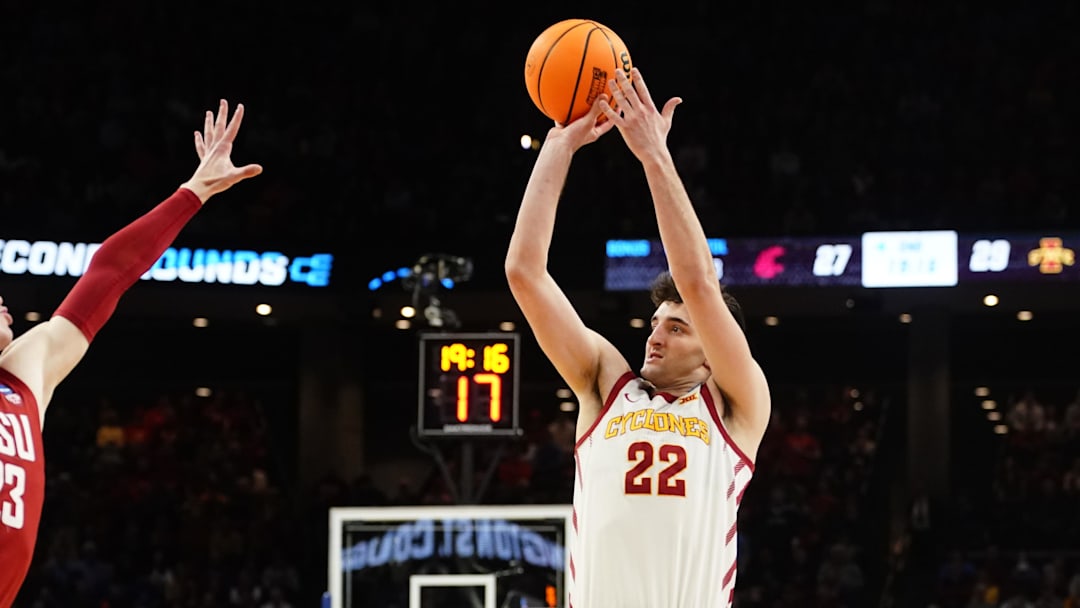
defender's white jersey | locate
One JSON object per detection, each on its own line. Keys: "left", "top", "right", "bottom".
{"left": 569, "top": 372, "right": 755, "bottom": 608}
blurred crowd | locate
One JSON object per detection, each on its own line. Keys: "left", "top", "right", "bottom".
{"left": 924, "top": 387, "right": 1080, "bottom": 608}
{"left": 16, "top": 389, "right": 302, "bottom": 608}
{"left": 732, "top": 386, "right": 890, "bottom": 608}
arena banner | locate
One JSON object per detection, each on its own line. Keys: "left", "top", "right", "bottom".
{"left": 0, "top": 238, "right": 334, "bottom": 288}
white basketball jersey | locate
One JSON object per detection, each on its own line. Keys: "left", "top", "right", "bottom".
{"left": 569, "top": 372, "right": 755, "bottom": 608}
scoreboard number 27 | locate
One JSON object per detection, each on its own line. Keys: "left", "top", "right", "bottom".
{"left": 813, "top": 244, "right": 853, "bottom": 277}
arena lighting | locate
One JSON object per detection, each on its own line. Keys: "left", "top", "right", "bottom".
{"left": 1017, "top": 310, "right": 1033, "bottom": 321}
{"left": 404, "top": 254, "right": 473, "bottom": 292}
{"left": 764, "top": 316, "right": 780, "bottom": 326}
{"left": 898, "top": 313, "right": 912, "bottom": 324}
{"left": 981, "top": 400, "right": 997, "bottom": 410}
{"left": 556, "top": 388, "right": 572, "bottom": 399}
{"left": 400, "top": 306, "right": 416, "bottom": 319}
{"left": 395, "top": 319, "right": 412, "bottom": 330}
{"left": 498, "top": 321, "right": 516, "bottom": 331}
{"left": 369, "top": 256, "right": 475, "bottom": 295}
{"left": 983, "top": 294, "right": 999, "bottom": 307}
{"left": 402, "top": 253, "right": 474, "bottom": 329}
{"left": 192, "top": 317, "right": 209, "bottom": 328}
{"left": 367, "top": 267, "right": 412, "bottom": 291}
{"left": 519, "top": 134, "right": 540, "bottom": 150}
{"left": 629, "top": 317, "right": 646, "bottom": 328}
{"left": 24, "top": 311, "right": 41, "bottom": 322}
{"left": 974, "top": 386, "right": 990, "bottom": 397}
{"left": 255, "top": 303, "right": 272, "bottom": 316}
{"left": 559, "top": 401, "right": 577, "bottom": 412}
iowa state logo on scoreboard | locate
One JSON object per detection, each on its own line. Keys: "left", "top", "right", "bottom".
{"left": 1028, "top": 237, "right": 1076, "bottom": 274}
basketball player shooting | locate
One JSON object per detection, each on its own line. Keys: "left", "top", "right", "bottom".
{"left": 505, "top": 67, "right": 771, "bottom": 607}
{"left": 0, "top": 99, "right": 262, "bottom": 606}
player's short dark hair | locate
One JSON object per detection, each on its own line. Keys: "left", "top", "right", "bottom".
{"left": 648, "top": 270, "right": 747, "bottom": 334}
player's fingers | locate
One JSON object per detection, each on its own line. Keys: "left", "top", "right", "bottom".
{"left": 214, "top": 99, "right": 228, "bottom": 137}
{"left": 627, "top": 68, "right": 656, "bottom": 110}
{"left": 203, "top": 110, "right": 214, "bottom": 143}
{"left": 607, "top": 77, "right": 631, "bottom": 112}
{"left": 594, "top": 116, "right": 616, "bottom": 137}
{"left": 224, "top": 103, "right": 245, "bottom": 142}
{"left": 661, "top": 97, "right": 683, "bottom": 120}
{"left": 194, "top": 131, "right": 205, "bottom": 159}
{"left": 234, "top": 163, "right": 264, "bottom": 179}
{"left": 588, "top": 94, "right": 609, "bottom": 120}
{"left": 597, "top": 98, "right": 622, "bottom": 125}
{"left": 614, "top": 69, "right": 643, "bottom": 108}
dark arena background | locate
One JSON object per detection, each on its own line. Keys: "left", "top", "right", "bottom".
{"left": 3, "top": 1, "right": 1079, "bottom": 607}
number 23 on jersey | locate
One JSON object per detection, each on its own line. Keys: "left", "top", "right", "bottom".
{"left": 1, "top": 461, "right": 26, "bottom": 529}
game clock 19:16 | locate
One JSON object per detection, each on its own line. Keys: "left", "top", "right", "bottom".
{"left": 418, "top": 333, "right": 521, "bottom": 437}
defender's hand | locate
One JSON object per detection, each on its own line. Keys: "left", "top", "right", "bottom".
{"left": 181, "top": 99, "right": 263, "bottom": 203}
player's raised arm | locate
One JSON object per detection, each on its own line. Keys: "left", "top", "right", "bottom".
{"left": 599, "top": 68, "right": 771, "bottom": 442}
{"left": 0, "top": 100, "right": 263, "bottom": 422}
{"left": 505, "top": 99, "right": 627, "bottom": 409}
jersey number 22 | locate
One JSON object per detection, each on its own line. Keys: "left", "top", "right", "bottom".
{"left": 624, "top": 441, "right": 687, "bottom": 497}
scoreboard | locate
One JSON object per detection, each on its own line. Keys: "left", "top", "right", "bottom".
{"left": 604, "top": 231, "right": 1079, "bottom": 290}
{"left": 417, "top": 332, "right": 521, "bottom": 437}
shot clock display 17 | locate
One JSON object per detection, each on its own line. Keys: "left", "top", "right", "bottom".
{"left": 417, "top": 332, "right": 521, "bottom": 437}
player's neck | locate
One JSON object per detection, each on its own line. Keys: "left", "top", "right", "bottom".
{"left": 641, "top": 377, "right": 703, "bottom": 397}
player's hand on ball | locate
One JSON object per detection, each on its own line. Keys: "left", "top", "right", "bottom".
{"left": 599, "top": 68, "right": 682, "bottom": 162}
{"left": 546, "top": 94, "right": 616, "bottom": 151}
{"left": 182, "top": 99, "right": 263, "bottom": 203}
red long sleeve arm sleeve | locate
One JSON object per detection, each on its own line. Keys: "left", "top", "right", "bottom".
{"left": 52, "top": 188, "right": 202, "bottom": 342}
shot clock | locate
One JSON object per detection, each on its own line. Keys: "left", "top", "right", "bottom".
{"left": 417, "top": 332, "right": 521, "bottom": 437}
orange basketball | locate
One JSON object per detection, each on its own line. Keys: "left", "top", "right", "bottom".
{"left": 524, "top": 19, "right": 632, "bottom": 125}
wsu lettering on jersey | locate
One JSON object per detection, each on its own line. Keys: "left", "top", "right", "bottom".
{"left": 0, "top": 410, "right": 36, "bottom": 529}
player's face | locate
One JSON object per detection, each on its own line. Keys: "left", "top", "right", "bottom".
{"left": 0, "top": 295, "right": 13, "bottom": 350}
{"left": 640, "top": 301, "right": 708, "bottom": 387}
